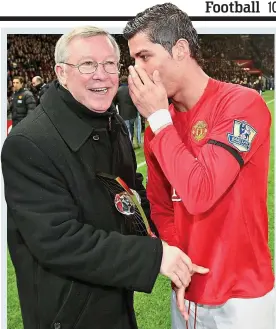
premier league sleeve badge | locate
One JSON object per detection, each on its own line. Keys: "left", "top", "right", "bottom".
{"left": 227, "top": 120, "right": 257, "bottom": 152}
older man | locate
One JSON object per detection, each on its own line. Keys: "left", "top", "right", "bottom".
{"left": 2, "top": 26, "right": 208, "bottom": 329}
{"left": 124, "top": 3, "right": 275, "bottom": 329}
{"left": 31, "top": 75, "right": 49, "bottom": 104}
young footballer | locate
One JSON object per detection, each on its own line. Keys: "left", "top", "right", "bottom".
{"left": 123, "top": 3, "right": 275, "bottom": 329}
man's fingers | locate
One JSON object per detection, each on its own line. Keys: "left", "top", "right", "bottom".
{"left": 176, "top": 263, "right": 191, "bottom": 287}
{"left": 192, "top": 264, "right": 210, "bottom": 275}
{"left": 152, "top": 70, "right": 163, "bottom": 86}
{"left": 180, "top": 253, "right": 193, "bottom": 273}
{"left": 134, "top": 65, "right": 153, "bottom": 85}
{"left": 128, "top": 66, "right": 144, "bottom": 89}
{"left": 176, "top": 287, "right": 185, "bottom": 313}
{"left": 128, "top": 75, "right": 139, "bottom": 99}
{"left": 176, "top": 287, "right": 189, "bottom": 320}
{"left": 128, "top": 74, "right": 136, "bottom": 91}
{"left": 170, "top": 273, "right": 182, "bottom": 289}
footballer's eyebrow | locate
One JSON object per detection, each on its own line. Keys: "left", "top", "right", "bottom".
{"left": 132, "top": 49, "right": 151, "bottom": 58}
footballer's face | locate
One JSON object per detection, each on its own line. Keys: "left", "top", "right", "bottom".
{"left": 128, "top": 32, "right": 182, "bottom": 98}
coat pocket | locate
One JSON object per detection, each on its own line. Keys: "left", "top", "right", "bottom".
{"left": 51, "top": 281, "right": 91, "bottom": 329}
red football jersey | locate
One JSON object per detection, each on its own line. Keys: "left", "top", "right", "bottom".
{"left": 145, "top": 78, "right": 274, "bottom": 305}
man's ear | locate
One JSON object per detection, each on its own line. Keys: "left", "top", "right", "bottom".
{"left": 172, "top": 39, "right": 190, "bottom": 61}
{"left": 55, "top": 63, "right": 67, "bottom": 86}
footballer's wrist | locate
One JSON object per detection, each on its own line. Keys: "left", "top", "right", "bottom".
{"left": 147, "top": 109, "right": 173, "bottom": 133}
{"left": 154, "top": 124, "right": 172, "bottom": 135}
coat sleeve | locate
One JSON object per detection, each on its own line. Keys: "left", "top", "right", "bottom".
{"left": 2, "top": 134, "right": 163, "bottom": 293}
{"left": 24, "top": 91, "right": 36, "bottom": 114}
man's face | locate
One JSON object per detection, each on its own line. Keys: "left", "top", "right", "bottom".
{"left": 60, "top": 35, "right": 119, "bottom": 113}
{"left": 32, "top": 78, "right": 39, "bottom": 87}
{"left": 13, "top": 79, "right": 23, "bottom": 92}
{"left": 128, "top": 32, "right": 179, "bottom": 98}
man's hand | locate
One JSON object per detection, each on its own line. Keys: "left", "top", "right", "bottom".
{"left": 128, "top": 65, "right": 169, "bottom": 119}
{"left": 160, "top": 241, "right": 209, "bottom": 287}
{"left": 174, "top": 262, "right": 210, "bottom": 321}
{"left": 160, "top": 241, "right": 193, "bottom": 289}
{"left": 160, "top": 241, "right": 209, "bottom": 320}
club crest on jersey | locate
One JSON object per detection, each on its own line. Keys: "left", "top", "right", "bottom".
{"left": 192, "top": 121, "right": 208, "bottom": 142}
{"left": 227, "top": 120, "right": 257, "bottom": 152}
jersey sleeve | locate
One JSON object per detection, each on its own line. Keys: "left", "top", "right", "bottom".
{"left": 149, "top": 90, "right": 271, "bottom": 216}
{"left": 144, "top": 128, "right": 181, "bottom": 248}
{"left": 207, "top": 91, "right": 271, "bottom": 164}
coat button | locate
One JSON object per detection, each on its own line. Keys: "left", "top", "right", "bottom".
{"left": 54, "top": 322, "right": 61, "bottom": 329}
{"left": 92, "top": 134, "right": 100, "bottom": 141}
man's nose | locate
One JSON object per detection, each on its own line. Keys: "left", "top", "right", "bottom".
{"left": 92, "top": 63, "right": 109, "bottom": 79}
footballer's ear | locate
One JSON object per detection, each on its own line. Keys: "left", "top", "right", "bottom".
{"left": 172, "top": 39, "right": 190, "bottom": 61}
{"left": 54, "top": 63, "right": 67, "bottom": 86}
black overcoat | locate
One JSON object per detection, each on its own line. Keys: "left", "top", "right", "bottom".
{"left": 2, "top": 82, "right": 162, "bottom": 329}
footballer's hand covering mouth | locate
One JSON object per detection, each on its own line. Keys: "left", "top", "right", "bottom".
{"left": 128, "top": 65, "right": 169, "bottom": 118}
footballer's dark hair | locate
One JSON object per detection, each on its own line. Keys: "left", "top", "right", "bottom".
{"left": 123, "top": 3, "right": 202, "bottom": 63}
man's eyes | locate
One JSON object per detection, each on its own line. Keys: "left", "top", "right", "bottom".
{"left": 140, "top": 55, "right": 149, "bottom": 61}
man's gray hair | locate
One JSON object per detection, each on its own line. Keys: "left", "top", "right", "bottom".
{"left": 55, "top": 26, "right": 120, "bottom": 63}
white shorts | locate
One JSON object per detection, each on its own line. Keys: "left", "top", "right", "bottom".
{"left": 171, "top": 288, "right": 275, "bottom": 329}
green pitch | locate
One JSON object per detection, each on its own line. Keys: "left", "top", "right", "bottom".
{"left": 7, "top": 91, "right": 275, "bottom": 329}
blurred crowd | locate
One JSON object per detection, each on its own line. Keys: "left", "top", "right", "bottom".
{"left": 7, "top": 33, "right": 274, "bottom": 121}
{"left": 199, "top": 35, "right": 274, "bottom": 86}
{"left": 7, "top": 35, "right": 58, "bottom": 102}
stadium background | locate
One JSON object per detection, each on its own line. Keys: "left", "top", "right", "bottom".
{"left": 7, "top": 34, "right": 274, "bottom": 329}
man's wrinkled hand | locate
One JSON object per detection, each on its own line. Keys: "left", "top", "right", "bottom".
{"left": 173, "top": 264, "right": 209, "bottom": 320}
{"left": 160, "top": 241, "right": 193, "bottom": 289}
